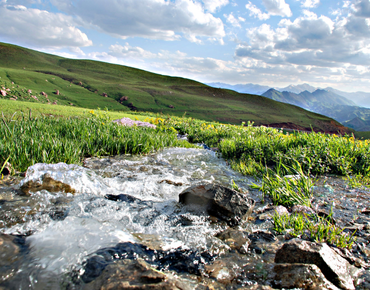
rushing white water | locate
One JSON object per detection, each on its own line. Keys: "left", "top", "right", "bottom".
{"left": 3, "top": 148, "right": 254, "bottom": 287}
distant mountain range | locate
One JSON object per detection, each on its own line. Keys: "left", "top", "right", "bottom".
{"left": 262, "top": 88, "right": 356, "bottom": 111}
{"left": 261, "top": 89, "right": 370, "bottom": 131}
{"left": 208, "top": 82, "right": 370, "bottom": 108}
{"left": 208, "top": 82, "right": 370, "bottom": 131}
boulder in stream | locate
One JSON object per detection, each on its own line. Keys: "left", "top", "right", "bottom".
{"left": 275, "top": 239, "right": 359, "bottom": 290}
{"left": 179, "top": 183, "right": 255, "bottom": 225}
{"left": 20, "top": 173, "right": 76, "bottom": 195}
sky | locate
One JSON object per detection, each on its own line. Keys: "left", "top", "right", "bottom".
{"left": 0, "top": 0, "right": 370, "bottom": 92}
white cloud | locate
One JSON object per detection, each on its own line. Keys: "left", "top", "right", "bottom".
{"left": 235, "top": 5, "right": 370, "bottom": 83}
{"left": 301, "top": 0, "right": 320, "bottom": 9}
{"left": 203, "top": 0, "right": 229, "bottom": 13}
{"left": 0, "top": 4, "right": 92, "bottom": 48}
{"left": 108, "top": 44, "right": 156, "bottom": 59}
{"left": 262, "top": 0, "right": 292, "bottom": 17}
{"left": 50, "top": 0, "right": 225, "bottom": 43}
{"left": 245, "top": 2, "right": 270, "bottom": 20}
{"left": 353, "top": 0, "right": 370, "bottom": 18}
{"left": 224, "top": 13, "right": 245, "bottom": 27}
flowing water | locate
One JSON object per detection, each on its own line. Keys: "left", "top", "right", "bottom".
{"left": 0, "top": 148, "right": 257, "bottom": 288}
{"left": 1, "top": 147, "right": 370, "bottom": 289}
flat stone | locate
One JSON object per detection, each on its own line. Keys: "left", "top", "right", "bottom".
{"left": 273, "top": 263, "right": 340, "bottom": 290}
{"left": 275, "top": 239, "right": 357, "bottom": 290}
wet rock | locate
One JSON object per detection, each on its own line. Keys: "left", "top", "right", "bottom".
{"left": 273, "top": 263, "right": 340, "bottom": 290}
{"left": 355, "top": 269, "right": 370, "bottom": 289}
{"left": 158, "top": 179, "right": 184, "bottom": 186}
{"left": 204, "top": 260, "right": 237, "bottom": 284}
{"left": 105, "top": 193, "right": 139, "bottom": 203}
{"left": 48, "top": 208, "right": 69, "bottom": 221}
{"left": 216, "top": 228, "right": 250, "bottom": 252}
{"left": 83, "top": 259, "right": 187, "bottom": 290}
{"left": 20, "top": 173, "right": 76, "bottom": 195}
{"left": 275, "top": 239, "right": 357, "bottom": 290}
{"left": 179, "top": 183, "right": 255, "bottom": 225}
{"left": 81, "top": 242, "right": 215, "bottom": 283}
{"left": 0, "top": 234, "right": 26, "bottom": 283}
{"left": 248, "top": 231, "right": 277, "bottom": 255}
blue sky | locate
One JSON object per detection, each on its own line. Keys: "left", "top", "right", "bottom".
{"left": 0, "top": 0, "right": 370, "bottom": 92}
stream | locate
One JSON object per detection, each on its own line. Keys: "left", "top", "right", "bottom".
{"left": 1, "top": 147, "right": 370, "bottom": 289}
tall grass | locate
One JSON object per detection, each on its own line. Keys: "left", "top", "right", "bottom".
{"left": 155, "top": 116, "right": 370, "bottom": 179}
{"left": 0, "top": 110, "right": 194, "bottom": 172}
{"left": 273, "top": 212, "right": 357, "bottom": 249}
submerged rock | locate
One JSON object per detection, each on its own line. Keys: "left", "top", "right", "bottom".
{"left": 179, "top": 183, "right": 255, "bottom": 225}
{"left": 275, "top": 239, "right": 358, "bottom": 290}
{"left": 81, "top": 242, "right": 215, "bottom": 283}
{"left": 216, "top": 228, "right": 250, "bottom": 253}
{"left": 20, "top": 173, "right": 76, "bottom": 195}
{"left": 0, "top": 234, "right": 27, "bottom": 284}
{"left": 83, "top": 259, "right": 189, "bottom": 290}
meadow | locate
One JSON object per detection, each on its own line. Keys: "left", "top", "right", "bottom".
{"left": 0, "top": 42, "right": 349, "bottom": 133}
{"left": 1, "top": 98, "right": 367, "bottom": 250}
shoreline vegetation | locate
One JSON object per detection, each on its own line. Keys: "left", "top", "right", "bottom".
{"left": 1, "top": 99, "right": 368, "bottom": 249}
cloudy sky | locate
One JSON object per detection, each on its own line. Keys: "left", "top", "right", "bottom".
{"left": 1, "top": 0, "right": 370, "bottom": 92}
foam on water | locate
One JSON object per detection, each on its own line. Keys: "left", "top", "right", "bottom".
{"left": 3, "top": 148, "right": 253, "bottom": 287}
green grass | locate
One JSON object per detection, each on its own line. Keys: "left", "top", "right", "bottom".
{"left": 273, "top": 212, "right": 356, "bottom": 249}
{"left": 250, "top": 161, "right": 314, "bottom": 207}
{"left": 0, "top": 99, "right": 364, "bottom": 249}
{"left": 0, "top": 42, "right": 349, "bottom": 133}
{"left": 0, "top": 107, "right": 194, "bottom": 172}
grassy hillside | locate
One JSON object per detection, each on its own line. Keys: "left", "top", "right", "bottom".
{"left": 0, "top": 42, "right": 349, "bottom": 133}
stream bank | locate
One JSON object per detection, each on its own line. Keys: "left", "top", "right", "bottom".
{"left": 0, "top": 148, "right": 370, "bottom": 289}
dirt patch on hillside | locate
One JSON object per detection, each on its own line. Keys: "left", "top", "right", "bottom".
{"left": 265, "top": 121, "right": 352, "bottom": 135}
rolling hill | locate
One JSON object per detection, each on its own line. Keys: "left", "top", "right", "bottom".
{"left": 0, "top": 42, "right": 350, "bottom": 133}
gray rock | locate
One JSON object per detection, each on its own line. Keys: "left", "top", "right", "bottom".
{"left": 179, "top": 183, "right": 255, "bottom": 225}
{"left": 274, "top": 205, "right": 289, "bottom": 216}
{"left": 273, "top": 263, "right": 340, "bottom": 290}
{"left": 291, "top": 204, "right": 315, "bottom": 215}
{"left": 275, "top": 239, "right": 357, "bottom": 290}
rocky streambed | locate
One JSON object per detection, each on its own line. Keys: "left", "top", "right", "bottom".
{"left": 1, "top": 148, "right": 370, "bottom": 289}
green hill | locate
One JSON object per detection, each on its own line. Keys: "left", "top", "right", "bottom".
{"left": 0, "top": 42, "right": 350, "bottom": 133}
